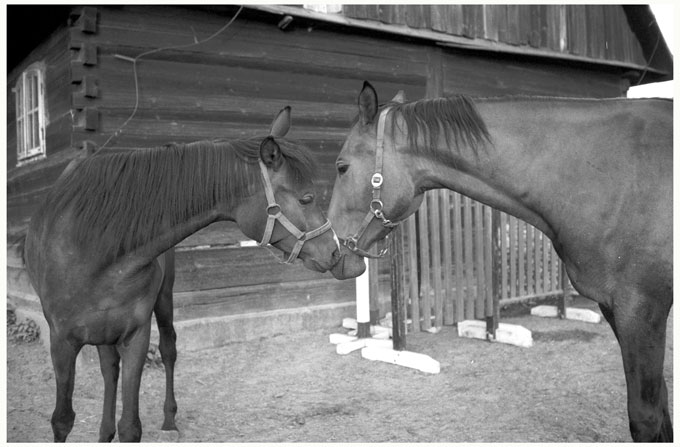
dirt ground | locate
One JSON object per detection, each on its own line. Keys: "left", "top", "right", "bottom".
{"left": 6, "top": 301, "right": 673, "bottom": 443}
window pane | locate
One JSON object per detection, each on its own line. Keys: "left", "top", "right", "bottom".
{"left": 31, "top": 74, "right": 39, "bottom": 109}
{"left": 32, "top": 112, "right": 40, "bottom": 149}
{"left": 28, "top": 114, "right": 35, "bottom": 149}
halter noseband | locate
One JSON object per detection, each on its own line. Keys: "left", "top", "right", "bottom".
{"left": 258, "top": 159, "right": 333, "bottom": 264}
{"left": 342, "top": 108, "right": 400, "bottom": 259}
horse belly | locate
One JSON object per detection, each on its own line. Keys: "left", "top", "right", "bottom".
{"left": 57, "top": 292, "right": 157, "bottom": 346}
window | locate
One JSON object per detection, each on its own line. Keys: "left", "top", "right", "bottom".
{"left": 14, "top": 63, "right": 47, "bottom": 164}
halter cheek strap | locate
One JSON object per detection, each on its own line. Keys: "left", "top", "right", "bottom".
{"left": 257, "top": 159, "right": 333, "bottom": 264}
{"left": 342, "top": 108, "right": 400, "bottom": 259}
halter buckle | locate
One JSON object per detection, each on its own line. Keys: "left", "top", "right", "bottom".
{"left": 371, "top": 173, "right": 383, "bottom": 188}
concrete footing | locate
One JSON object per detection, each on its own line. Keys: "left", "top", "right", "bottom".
{"left": 457, "top": 320, "right": 533, "bottom": 348}
{"left": 530, "top": 305, "right": 602, "bottom": 324}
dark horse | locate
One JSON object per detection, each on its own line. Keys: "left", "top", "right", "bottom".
{"left": 327, "top": 82, "right": 672, "bottom": 442}
{"left": 23, "top": 107, "right": 343, "bottom": 442}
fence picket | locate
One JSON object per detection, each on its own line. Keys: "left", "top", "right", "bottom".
{"left": 390, "top": 194, "right": 565, "bottom": 334}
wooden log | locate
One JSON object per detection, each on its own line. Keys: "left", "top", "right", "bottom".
{"left": 500, "top": 212, "right": 508, "bottom": 299}
{"left": 174, "top": 246, "right": 330, "bottom": 292}
{"left": 474, "top": 201, "right": 485, "bottom": 319}
{"left": 406, "top": 215, "right": 419, "bottom": 332}
{"left": 462, "top": 196, "right": 475, "bottom": 320}
{"left": 452, "top": 193, "right": 464, "bottom": 322}
{"left": 441, "top": 191, "right": 453, "bottom": 325}
{"left": 488, "top": 209, "right": 501, "bottom": 336}
{"left": 390, "top": 226, "right": 406, "bottom": 350}
{"left": 518, "top": 220, "right": 526, "bottom": 296}
{"left": 429, "top": 190, "right": 443, "bottom": 328}
{"left": 418, "top": 201, "right": 431, "bottom": 330}
{"left": 509, "top": 216, "right": 518, "bottom": 296}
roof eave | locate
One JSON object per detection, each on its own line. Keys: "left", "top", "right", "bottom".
{"left": 248, "top": 4, "right": 671, "bottom": 84}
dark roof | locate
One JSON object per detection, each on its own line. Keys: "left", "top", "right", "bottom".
{"left": 8, "top": 5, "right": 672, "bottom": 84}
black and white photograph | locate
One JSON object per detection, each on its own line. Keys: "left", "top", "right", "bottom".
{"left": 5, "top": 3, "right": 673, "bottom": 443}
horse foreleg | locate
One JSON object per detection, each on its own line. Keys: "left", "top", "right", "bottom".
{"left": 49, "top": 334, "right": 81, "bottom": 442}
{"left": 96, "top": 345, "right": 120, "bottom": 442}
{"left": 604, "top": 298, "right": 672, "bottom": 442}
{"left": 116, "top": 320, "right": 151, "bottom": 442}
{"left": 154, "top": 251, "right": 178, "bottom": 432}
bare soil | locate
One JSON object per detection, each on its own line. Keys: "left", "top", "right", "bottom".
{"left": 7, "top": 302, "right": 673, "bottom": 443}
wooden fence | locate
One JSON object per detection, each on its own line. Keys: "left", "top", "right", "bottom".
{"left": 381, "top": 189, "right": 568, "bottom": 336}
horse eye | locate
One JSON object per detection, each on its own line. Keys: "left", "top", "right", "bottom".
{"left": 337, "top": 164, "right": 349, "bottom": 175}
{"left": 299, "top": 193, "right": 314, "bottom": 205}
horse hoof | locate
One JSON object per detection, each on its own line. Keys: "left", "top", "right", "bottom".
{"left": 161, "top": 421, "right": 178, "bottom": 431}
{"left": 158, "top": 428, "right": 180, "bottom": 442}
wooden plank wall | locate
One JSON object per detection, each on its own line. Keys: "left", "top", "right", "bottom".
{"left": 6, "top": 5, "right": 428, "bottom": 324}
{"left": 343, "top": 5, "right": 646, "bottom": 67}
{"left": 6, "top": 5, "right": 631, "bottom": 335}
{"left": 7, "top": 23, "right": 77, "bottom": 239}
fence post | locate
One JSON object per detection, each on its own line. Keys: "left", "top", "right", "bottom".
{"left": 390, "top": 226, "right": 406, "bottom": 350}
{"left": 558, "top": 263, "right": 571, "bottom": 319}
{"left": 368, "top": 250, "right": 380, "bottom": 325}
{"left": 487, "top": 209, "right": 501, "bottom": 338}
{"left": 356, "top": 257, "right": 371, "bottom": 338}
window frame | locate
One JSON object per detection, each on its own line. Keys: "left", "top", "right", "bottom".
{"left": 14, "top": 62, "right": 47, "bottom": 165}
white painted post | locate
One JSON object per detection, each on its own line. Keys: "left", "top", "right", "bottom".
{"left": 356, "top": 257, "right": 371, "bottom": 338}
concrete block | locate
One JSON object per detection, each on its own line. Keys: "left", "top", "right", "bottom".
{"left": 336, "top": 338, "right": 392, "bottom": 355}
{"left": 457, "top": 320, "right": 533, "bottom": 348}
{"left": 531, "top": 305, "right": 601, "bottom": 324}
{"left": 361, "top": 346, "right": 440, "bottom": 374}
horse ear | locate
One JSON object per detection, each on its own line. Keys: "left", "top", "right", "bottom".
{"left": 358, "top": 81, "right": 378, "bottom": 125}
{"left": 260, "top": 136, "right": 283, "bottom": 171}
{"left": 269, "top": 106, "right": 291, "bottom": 138}
{"left": 391, "top": 90, "right": 406, "bottom": 104}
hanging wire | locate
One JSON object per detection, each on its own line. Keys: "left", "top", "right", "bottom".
{"left": 98, "top": 5, "right": 244, "bottom": 152}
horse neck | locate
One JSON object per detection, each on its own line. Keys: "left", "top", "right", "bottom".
{"left": 126, "top": 208, "right": 231, "bottom": 263}
{"left": 406, "top": 99, "right": 565, "bottom": 240}
{"left": 66, "top": 143, "right": 258, "bottom": 266}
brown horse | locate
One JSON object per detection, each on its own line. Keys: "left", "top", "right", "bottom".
{"left": 327, "top": 82, "right": 672, "bottom": 442}
{"left": 23, "top": 107, "right": 342, "bottom": 442}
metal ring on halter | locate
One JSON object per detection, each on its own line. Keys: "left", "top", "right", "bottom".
{"left": 341, "top": 108, "right": 400, "bottom": 259}
{"left": 267, "top": 204, "right": 282, "bottom": 216}
{"left": 341, "top": 235, "right": 389, "bottom": 259}
{"left": 257, "top": 159, "right": 334, "bottom": 264}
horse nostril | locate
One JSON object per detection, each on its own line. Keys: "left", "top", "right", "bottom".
{"left": 331, "top": 247, "right": 342, "bottom": 264}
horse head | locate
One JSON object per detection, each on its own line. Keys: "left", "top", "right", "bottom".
{"left": 327, "top": 82, "right": 424, "bottom": 279}
{"left": 236, "top": 107, "right": 342, "bottom": 274}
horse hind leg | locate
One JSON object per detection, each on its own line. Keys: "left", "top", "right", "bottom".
{"left": 154, "top": 250, "right": 178, "bottom": 432}
{"left": 96, "top": 345, "right": 120, "bottom": 442}
{"left": 602, "top": 295, "right": 672, "bottom": 442}
{"left": 49, "top": 334, "right": 82, "bottom": 442}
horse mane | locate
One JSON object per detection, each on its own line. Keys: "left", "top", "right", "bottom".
{"left": 386, "top": 95, "right": 491, "bottom": 158}
{"left": 40, "top": 138, "right": 315, "bottom": 261}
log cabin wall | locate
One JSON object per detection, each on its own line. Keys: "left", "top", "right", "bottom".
{"left": 6, "top": 5, "right": 671, "bottom": 347}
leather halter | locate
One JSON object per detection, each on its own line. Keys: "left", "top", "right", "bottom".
{"left": 257, "top": 159, "right": 333, "bottom": 264}
{"left": 341, "top": 108, "right": 400, "bottom": 259}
